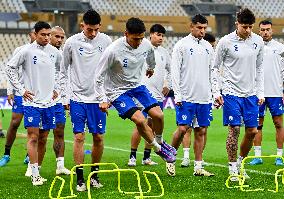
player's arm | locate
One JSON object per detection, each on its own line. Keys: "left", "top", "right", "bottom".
{"left": 60, "top": 40, "right": 72, "bottom": 109}
{"left": 255, "top": 40, "right": 265, "bottom": 105}
{"left": 53, "top": 50, "right": 62, "bottom": 100}
{"left": 211, "top": 38, "right": 226, "bottom": 106}
{"left": 5, "top": 49, "right": 33, "bottom": 101}
{"left": 163, "top": 50, "right": 172, "bottom": 97}
{"left": 171, "top": 44, "right": 183, "bottom": 106}
{"left": 145, "top": 43, "right": 156, "bottom": 78}
{"left": 95, "top": 47, "right": 113, "bottom": 112}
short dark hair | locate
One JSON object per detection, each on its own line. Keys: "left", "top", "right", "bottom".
{"left": 259, "top": 19, "right": 272, "bottom": 27}
{"left": 83, "top": 9, "right": 101, "bottom": 25}
{"left": 34, "top": 21, "right": 51, "bottom": 33}
{"left": 126, "top": 17, "right": 146, "bottom": 34}
{"left": 203, "top": 33, "right": 216, "bottom": 43}
{"left": 150, "top": 24, "right": 166, "bottom": 34}
{"left": 191, "top": 14, "right": 208, "bottom": 24}
{"left": 236, "top": 8, "right": 255, "bottom": 25}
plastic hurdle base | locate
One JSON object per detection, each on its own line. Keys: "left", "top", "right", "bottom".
{"left": 48, "top": 163, "right": 164, "bottom": 199}
{"left": 225, "top": 155, "right": 284, "bottom": 192}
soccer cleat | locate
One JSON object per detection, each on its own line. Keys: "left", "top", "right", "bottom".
{"left": 90, "top": 177, "right": 103, "bottom": 188}
{"left": 127, "top": 157, "right": 136, "bottom": 167}
{"left": 142, "top": 158, "right": 158, "bottom": 166}
{"left": 39, "top": 175, "right": 47, "bottom": 182}
{"left": 248, "top": 158, "right": 263, "bottom": 165}
{"left": 155, "top": 145, "right": 176, "bottom": 163}
{"left": 23, "top": 156, "right": 29, "bottom": 164}
{"left": 0, "top": 131, "right": 5, "bottom": 138}
{"left": 193, "top": 169, "right": 214, "bottom": 177}
{"left": 229, "top": 170, "right": 239, "bottom": 182}
{"left": 0, "top": 155, "right": 10, "bottom": 167}
{"left": 180, "top": 158, "right": 190, "bottom": 167}
{"left": 25, "top": 165, "right": 32, "bottom": 177}
{"left": 275, "top": 158, "right": 284, "bottom": 166}
{"left": 56, "top": 167, "right": 71, "bottom": 175}
{"left": 31, "top": 175, "right": 44, "bottom": 186}
{"left": 161, "top": 141, "right": 177, "bottom": 156}
{"left": 76, "top": 180, "right": 87, "bottom": 192}
{"left": 239, "top": 169, "right": 250, "bottom": 179}
{"left": 166, "top": 162, "right": 176, "bottom": 177}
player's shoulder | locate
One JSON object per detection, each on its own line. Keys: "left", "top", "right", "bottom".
{"left": 251, "top": 32, "right": 264, "bottom": 44}
{"left": 97, "top": 32, "right": 112, "bottom": 43}
{"left": 65, "top": 32, "right": 81, "bottom": 43}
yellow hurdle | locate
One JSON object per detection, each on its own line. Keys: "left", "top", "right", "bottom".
{"left": 225, "top": 155, "right": 284, "bottom": 192}
{"left": 49, "top": 163, "right": 164, "bottom": 199}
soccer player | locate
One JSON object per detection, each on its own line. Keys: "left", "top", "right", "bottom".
{"left": 96, "top": 17, "right": 176, "bottom": 170}
{"left": 6, "top": 21, "right": 61, "bottom": 186}
{"left": 0, "top": 120, "right": 3, "bottom": 138}
{"left": 212, "top": 8, "right": 264, "bottom": 181}
{"left": 49, "top": 26, "right": 71, "bottom": 174}
{"left": 168, "top": 14, "right": 214, "bottom": 177}
{"left": 127, "top": 24, "right": 171, "bottom": 167}
{"left": 249, "top": 20, "right": 284, "bottom": 166}
{"left": 60, "top": 9, "right": 112, "bottom": 191}
{"left": 180, "top": 33, "right": 216, "bottom": 167}
{"left": 0, "top": 29, "right": 36, "bottom": 167}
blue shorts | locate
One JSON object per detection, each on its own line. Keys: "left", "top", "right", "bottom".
{"left": 259, "top": 97, "right": 284, "bottom": 117}
{"left": 175, "top": 102, "right": 211, "bottom": 127}
{"left": 112, "top": 85, "right": 158, "bottom": 120}
{"left": 12, "top": 95, "right": 24, "bottom": 114}
{"left": 24, "top": 106, "right": 56, "bottom": 130}
{"left": 143, "top": 101, "right": 164, "bottom": 118}
{"left": 223, "top": 95, "right": 259, "bottom": 128}
{"left": 70, "top": 100, "right": 106, "bottom": 134}
{"left": 54, "top": 103, "right": 66, "bottom": 125}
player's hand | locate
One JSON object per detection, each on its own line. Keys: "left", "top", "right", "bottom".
{"left": 99, "top": 102, "right": 110, "bottom": 113}
{"left": 23, "top": 90, "right": 34, "bottom": 102}
{"left": 175, "top": 102, "right": 182, "bottom": 106}
{"left": 162, "top": 87, "right": 170, "bottom": 97}
{"left": 64, "top": 104, "right": 70, "bottom": 110}
{"left": 52, "top": 90, "right": 58, "bottom": 100}
{"left": 7, "top": 94, "right": 14, "bottom": 106}
{"left": 214, "top": 96, "right": 224, "bottom": 107}
{"left": 146, "top": 68, "right": 154, "bottom": 78}
{"left": 258, "top": 98, "right": 265, "bottom": 105}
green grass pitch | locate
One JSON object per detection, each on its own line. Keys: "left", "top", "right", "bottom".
{"left": 0, "top": 109, "right": 284, "bottom": 198}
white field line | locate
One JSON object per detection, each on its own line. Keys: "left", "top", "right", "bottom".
{"left": 19, "top": 133, "right": 277, "bottom": 176}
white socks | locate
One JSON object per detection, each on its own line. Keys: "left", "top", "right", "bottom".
{"left": 254, "top": 146, "right": 262, "bottom": 156}
{"left": 183, "top": 148, "right": 190, "bottom": 159}
{"left": 194, "top": 161, "right": 202, "bottom": 171}
{"left": 30, "top": 163, "right": 39, "bottom": 177}
{"left": 155, "top": 135, "right": 163, "bottom": 144}
{"left": 228, "top": 162, "right": 238, "bottom": 173}
{"left": 151, "top": 140, "right": 161, "bottom": 152}
{"left": 56, "top": 157, "right": 65, "bottom": 169}
{"left": 277, "top": 148, "right": 283, "bottom": 157}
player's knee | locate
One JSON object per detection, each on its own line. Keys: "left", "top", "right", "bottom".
{"left": 92, "top": 134, "right": 104, "bottom": 143}
{"left": 179, "top": 126, "right": 188, "bottom": 135}
{"left": 274, "top": 121, "right": 283, "bottom": 129}
{"left": 133, "top": 116, "right": 146, "bottom": 127}
{"left": 74, "top": 134, "right": 85, "bottom": 144}
{"left": 10, "top": 118, "right": 21, "bottom": 129}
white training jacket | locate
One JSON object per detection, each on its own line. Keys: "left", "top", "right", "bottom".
{"left": 262, "top": 39, "right": 284, "bottom": 97}
{"left": 60, "top": 32, "right": 112, "bottom": 104}
{"left": 171, "top": 34, "right": 214, "bottom": 104}
{"left": 211, "top": 31, "right": 264, "bottom": 99}
{"left": 6, "top": 43, "right": 30, "bottom": 96}
{"left": 96, "top": 37, "right": 156, "bottom": 102}
{"left": 6, "top": 41, "right": 61, "bottom": 108}
{"left": 141, "top": 45, "right": 171, "bottom": 101}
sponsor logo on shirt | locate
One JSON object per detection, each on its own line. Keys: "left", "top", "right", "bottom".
{"left": 123, "top": 58, "right": 128, "bottom": 67}
{"left": 233, "top": 45, "right": 238, "bottom": 52}
{"left": 189, "top": 48, "right": 193, "bottom": 55}
{"left": 253, "top": 43, "right": 257, "bottom": 49}
{"left": 98, "top": 46, "right": 103, "bottom": 52}
{"left": 33, "top": 56, "right": 37, "bottom": 64}
{"left": 79, "top": 47, "right": 84, "bottom": 55}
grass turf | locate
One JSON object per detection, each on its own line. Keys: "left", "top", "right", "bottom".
{"left": 0, "top": 109, "right": 284, "bottom": 198}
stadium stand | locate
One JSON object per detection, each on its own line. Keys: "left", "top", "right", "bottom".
{"left": 0, "top": 0, "right": 27, "bottom": 13}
